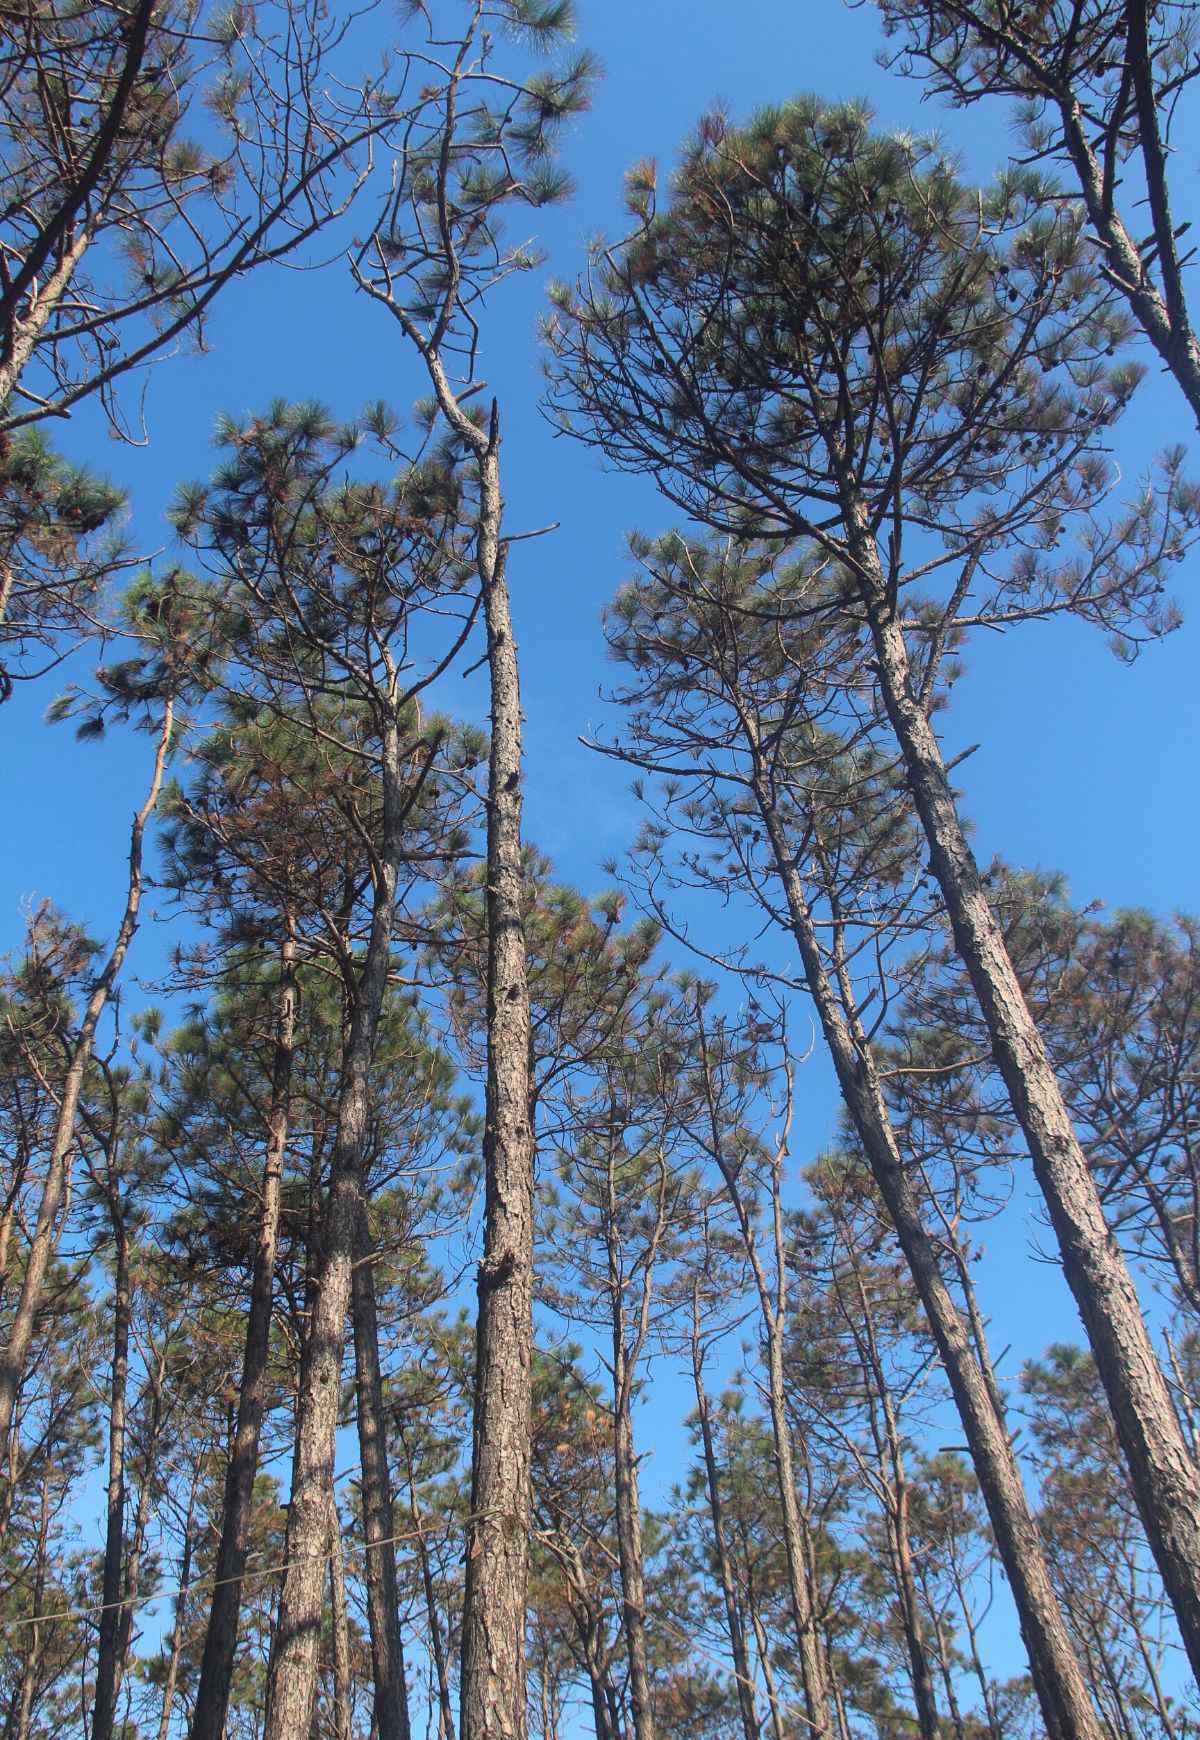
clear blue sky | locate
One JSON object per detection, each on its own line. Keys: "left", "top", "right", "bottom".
{"left": 2, "top": 0, "right": 1198, "bottom": 1693}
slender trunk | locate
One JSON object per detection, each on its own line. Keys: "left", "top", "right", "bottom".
{"left": 932, "top": 1614, "right": 968, "bottom": 1740}
{"left": 405, "top": 1449, "right": 455, "bottom": 1740}
{"left": 702, "top": 1032, "right": 827, "bottom": 1737}
{"left": 8, "top": 1465, "right": 50, "bottom": 1740}
{"left": 91, "top": 1219, "right": 131, "bottom": 1740}
{"left": 689, "top": 1326, "right": 759, "bottom": 1740}
{"left": 155, "top": 1474, "right": 200, "bottom": 1740}
{"left": 744, "top": 1576, "right": 786, "bottom": 1740}
{"left": 612, "top": 1338, "right": 655, "bottom": 1740}
{"left": 0, "top": 700, "right": 172, "bottom": 1464}
{"left": 116, "top": 1340, "right": 170, "bottom": 1697}
{"left": 351, "top": 1206, "right": 411, "bottom": 1740}
{"left": 262, "top": 730, "right": 402, "bottom": 1740}
{"left": 890, "top": 1476, "right": 939, "bottom": 1740}
{"left": 949, "top": 1565, "right": 1002, "bottom": 1740}
{"left": 459, "top": 406, "right": 535, "bottom": 1740}
{"left": 868, "top": 596, "right": 1200, "bottom": 1684}
{"left": 748, "top": 750, "right": 1102, "bottom": 1740}
{"left": 191, "top": 919, "right": 298, "bottom": 1740}
{"left": 1053, "top": 34, "right": 1200, "bottom": 432}
{"left": 762, "top": 1328, "right": 829, "bottom": 1737}
{"left": 329, "top": 1496, "right": 354, "bottom": 1740}
{"left": 845, "top": 1253, "right": 939, "bottom": 1740}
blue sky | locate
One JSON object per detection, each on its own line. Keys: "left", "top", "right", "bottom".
{"left": 3, "top": 0, "right": 1199, "bottom": 1701}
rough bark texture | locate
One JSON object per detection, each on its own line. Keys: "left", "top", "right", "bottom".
{"left": 0, "top": 700, "right": 171, "bottom": 1468}
{"left": 750, "top": 758, "right": 1103, "bottom": 1740}
{"left": 457, "top": 407, "right": 535, "bottom": 1740}
{"left": 91, "top": 1219, "right": 131, "bottom": 1740}
{"left": 262, "top": 726, "right": 403, "bottom": 1740}
{"left": 190, "top": 920, "right": 298, "bottom": 1740}
{"left": 1056, "top": 0, "right": 1200, "bottom": 431}
{"left": 329, "top": 1497, "right": 354, "bottom": 1740}
{"left": 866, "top": 595, "right": 1200, "bottom": 1685}
{"left": 351, "top": 1207, "right": 412, "bottom": 1740}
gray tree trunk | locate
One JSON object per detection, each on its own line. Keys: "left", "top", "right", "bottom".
{"left": 866, "top": 593, "right": 1200, "bottom": 1686}
{"left": 748, "top": 749, "right": 1102, "bottom": 1740}
{"left": 457, "top": 406, "right": 535, "bottom": 1740}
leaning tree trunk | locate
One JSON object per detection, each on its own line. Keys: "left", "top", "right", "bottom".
{"left": 0, "top": 700, "right": 172, "bottom": 1468}
{"left": 748, "top": 748, "right": 1102, "bottom": 1740}
{"left": 865, "top": 587, "right": 1200, "bottom": 1686}
{"left": 351, "top": 1205, "right": 412, "bottom": 1740}
{"left": 262, "top": 727, "right": 404, "bottom": 1740}
{"left": 190, "top": 918, "right": 298, "bottom": 1740}
{"left": 457, "top": 403, "right": 535, "bottom": 1740}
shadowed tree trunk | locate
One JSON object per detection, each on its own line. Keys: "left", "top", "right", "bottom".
{"left": 90, "top": 1212, "right": 130, "bottom": 1740}
{"left": 262, "top": 725, "right": 405, "bottom": 1740}
{"left": 190, "top": 918, "right": 298, "bottom": 1740}
{"left": 352, "top": 1205, "right": 411, "bottom": 1740}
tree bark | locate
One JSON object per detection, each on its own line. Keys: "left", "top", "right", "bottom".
{"left": 190, "top": 918, "right": 298, "bottom": 1740}
{"left": 0, "top": 700, "right": 172, "bottom": 1465}
{"left": 457, "top": 405, "right": 535, "bottom": 1740}
{"left": 701, "top": 1031, "right": 829, "bottom": 1738}
{"left": 262, "top": 723, "right": 404, "bottom": 1740}
{"left": 351, "top": 1205, "right": 412, "bottom": 1740}
{"left": 329, "top": 1494, "right": 354, "bottom": 1740}
{"left": 91, "top": 1217, "right": 130, "bottom": 1740}
{"left": 748, "top": 749, "right": 1102, "bottom": 1740}
{"left": 155, "top": 1472, "right": 199, "bottom": 1740}
{"left": 611, "top": 1334, "right": 655, "bottom": 1740}
{"left": 688, "top": 1319, "right": 759, "bottom": 1740}
{"left": 411, "top": 1486, "right": 456, "bottom": 1740}
{"left": 866, "top": 594, "right": 1200, "bottom": 1686}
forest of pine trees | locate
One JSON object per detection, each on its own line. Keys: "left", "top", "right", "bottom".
{"left": 0, "top": 1, "right": 1198, "bottom": 1736}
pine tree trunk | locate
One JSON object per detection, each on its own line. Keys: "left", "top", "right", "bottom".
{"left": 351, "top": 1206, "right": 411, "bottom": 1740}
{"left": 329, "top": 1495, "right": 354, "bottom": 1740}
{"left": 403, "top": 1442, "right": 456, "bottom": 1740}
{"left": 612, "top": 1337, "right": 655, "bottom": 1740}
{"left": 704, "top": 1036, "right": 828, "bottom": 1738}
{"left": 762, "top": 1326, "right": 830, "bottom": 1738}
{"left": 155, "top": 1473, "right": 199, "bottom": 1740}
{"left": 458, "top": 407, "right": 535, "bottom": 1740}
{"left": 91, "top": 1219, "right": 130, "bottom": 1740}
{"left": 191, "top": 919, "right": 298, "bottom": 1740}
{"left": 866, "top": 595, "right": 1200, "bottom": 1684}
{"left": 749, "top": 752, "right": 1101, "bottom": 1740}
{"left": 689, "top": 1329, "right": 759, "bottom": 1740}
{"left": 262, "top": 725, "right": 403, "bottom": 1740}
{"left": 0, "top": 702, "right": 171, "bottom": 1468}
